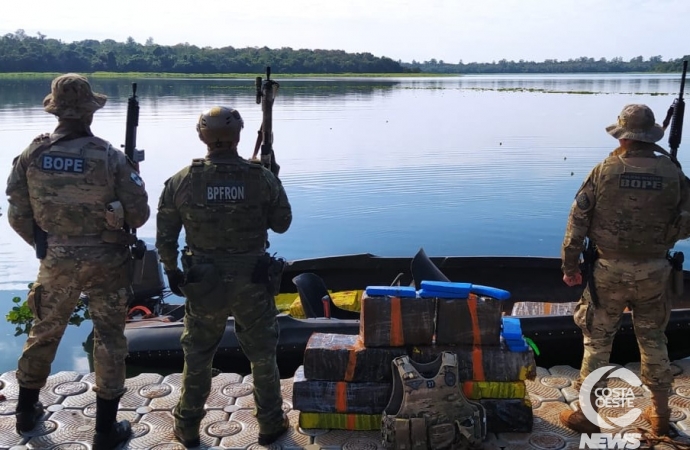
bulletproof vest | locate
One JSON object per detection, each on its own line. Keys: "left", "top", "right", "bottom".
{"left": 26, "top": 136, "right": 116, "bottom": 236}
{"left": 591, "top": 150, "right": 681, "bottom": 255}
{"left": 382, "top": 352, "right": 486, "bottom": 450}
{"left": 179, "top": 158, "right": 269, "bottom": 253}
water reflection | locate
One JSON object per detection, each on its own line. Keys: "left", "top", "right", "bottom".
{"left": 0, "top": 77, "right": 403, "bottom": 109}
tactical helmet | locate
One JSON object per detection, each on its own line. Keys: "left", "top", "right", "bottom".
{"left": 43, "top": 73, "right": 107, "bottom": 119}
{"left": 196, "top": 106, "right": 244, "bottom": 147}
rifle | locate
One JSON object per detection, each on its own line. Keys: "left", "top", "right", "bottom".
{"left": 253, "top": 66, "right": 281, "bottom": 177}
{"left": 662, "top": 60, "right": 687, "bottom": 163}
{"left": 581, "top": 237, "right": 600, "bottom": 308}
{"left": 122, "top": 83, "right": 147, "bottom": 260}
{"left": 662, "top": 61, "right": 688, "bottom": 296}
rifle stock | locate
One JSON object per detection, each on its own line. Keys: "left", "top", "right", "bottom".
{"left": 253, "top": 67, "right": 281, "bottom": 177}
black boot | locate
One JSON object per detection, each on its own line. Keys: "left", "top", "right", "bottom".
{"left": 258, "top": 414, "right": 290, "bottom": 446}
{"left": 173, "top": 425, "right": 201, "bottom": 448}
{"left": 15, "top": 387, "right": 44, "bottom": 434}
{"left": 92, "top": 396, "right": 131, "bottom": 450}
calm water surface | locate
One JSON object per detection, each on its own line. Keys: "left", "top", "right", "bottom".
{"left": 0, "top": 73, "right": 687, "bottom": 374}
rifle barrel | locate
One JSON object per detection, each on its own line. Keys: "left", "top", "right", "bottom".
{"left": 680, "top": 60, "right": 687, "bottom": 101}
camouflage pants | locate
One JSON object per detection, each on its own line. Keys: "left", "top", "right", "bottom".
{"left": 18, "top": 246, "right": 132, "bottom": 400}
{"left": 174, "top": 260, "right": 283, "bottom": 435}
{"left": 574, "top": 257, "right": 673, "bottom": 390}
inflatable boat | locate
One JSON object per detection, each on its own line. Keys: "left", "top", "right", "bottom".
{"left": 124, "top": 248, "right": 690, "bottom": 376}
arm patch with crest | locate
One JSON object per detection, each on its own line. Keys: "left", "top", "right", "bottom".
{"left": 576, "top": 191, "right": 592, "bottom": 211}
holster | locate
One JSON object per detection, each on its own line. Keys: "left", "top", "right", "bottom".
{"left": 668, "top": 251, "right": 684, "bottom": 297}
{"left": 251, "top": 252, "right": 286, "bottom": 296}
{"left": 181, "top": 246, "right": 194, "bottom": 272}
{"left": 582, "top": 240, "right": 600, "bottom": 308}
{"left": 179, "top": 263, "right": 222, "bottom": 301}
{"left": 33, "top": 221, "right": 47, "bottom": 260}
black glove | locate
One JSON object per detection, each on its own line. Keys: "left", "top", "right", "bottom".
{"left": 165, "top": 268, "right": 184, "bottom": 297}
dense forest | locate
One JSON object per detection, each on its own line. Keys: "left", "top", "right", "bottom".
{"left": 404, "top": 56, "right": 689, "bottom": 74}
{"left": 0, "top": 30, "right": 687, "bottom": 74}
{"left": 0, "top": 31, "right": 408, "bottom": 74}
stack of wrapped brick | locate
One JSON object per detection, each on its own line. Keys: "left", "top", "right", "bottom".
{"left": 292, "top": 282, "right": 537, "bottom": 433}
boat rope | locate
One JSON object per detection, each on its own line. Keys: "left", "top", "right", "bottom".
{"left": 635, "top": 428, "right": 690, "bottom": 449}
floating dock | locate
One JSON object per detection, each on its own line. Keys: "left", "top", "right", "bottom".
{"left": 1, "top": 359, "right": 690, "bottom": 449}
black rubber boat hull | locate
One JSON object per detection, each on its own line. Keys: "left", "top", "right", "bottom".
{"left": 126, "top": 315, "right": 360, "bottom": 376}
{"left": 125, "top": 308, "right": 690, "bottom": 375}
{"left": 125, "top": 253, "right": 690, "bottom": 374}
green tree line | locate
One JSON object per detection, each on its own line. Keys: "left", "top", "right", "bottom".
{"left": 1, "top": 30, "right": 687, "bottom": 74}
{"left": 0, "top": 30, "right": 411, "bottom": 74}
{"left": 404, "top": 55, "right": 689, "bottom": 74}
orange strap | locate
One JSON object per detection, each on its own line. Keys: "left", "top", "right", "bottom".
{"left": 468, "top": 294, "right": 482, "bottom": 346}
{"left": 389, "top": 297, "right": 404, "bottom": 346}
{"left": 346, "top": 413, "right": 357, "bottom": 430}
{"left": 335, "top": 382, "right": 348, "bottom": 413}
{"left": 462, "top": 382, "right": 474, "bottom": 399}
{"left": 344, "top": 338, "right": 365, "bottom": 382}
{"left": 468, "top": 294, "right": 485, "bottom": 380}
{"left": 472, "top": 346, "right": 485, "bottom": 381}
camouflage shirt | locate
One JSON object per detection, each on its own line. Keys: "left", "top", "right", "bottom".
{"left": 155, "top": 150, "right": 292, "bottom": 272}
{"left": 6, "top": 122, "right": 150, "bottom": 246}
{"left": 561, "top": 141, "right": 690, "bottom": 276}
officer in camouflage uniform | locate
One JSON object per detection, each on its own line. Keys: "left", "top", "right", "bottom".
{"left": 5, "top": 73, "right": 150, "bottom": 449}
{"left": 560, "top": 104, "right": 690, "bottom": 436}
{"left": 156, "top": 106, "right": 292, "bottom": 447}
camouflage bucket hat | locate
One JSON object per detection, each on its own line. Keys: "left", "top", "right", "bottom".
{"left": 605, "top": 104, "right": 664, "bottom": 143}
{"left": 43, "top": 73, "right": 107, "bottom": 119}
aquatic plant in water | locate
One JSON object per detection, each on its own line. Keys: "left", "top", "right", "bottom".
{"left": 5, "top": 284, "right": 89, "bottom": 336}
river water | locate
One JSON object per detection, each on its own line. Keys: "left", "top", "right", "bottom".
{"left": 0, "top": 73, "right": 687, "bottom": 374}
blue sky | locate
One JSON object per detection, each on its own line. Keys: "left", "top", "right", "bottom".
{"left": 1, "top": 0, "right": 688, "bottom": 64}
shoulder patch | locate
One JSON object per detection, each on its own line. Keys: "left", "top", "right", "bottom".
{"left": 32, "top": 133, "right": 50, "bottom": 144}
{"left": 576, "top": 191, "right": 591, "bottom": 211}
{"left": 130, "top": 172, "right": 144, "bottom": 187}
{"left": 191, "top": 158, "right": 205, "bottom": 167}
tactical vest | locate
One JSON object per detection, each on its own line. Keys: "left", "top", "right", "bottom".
{"left": 179, "top": 158, "right": 270, "bottom": 253}
{"left": 26, "top": 136, "right": 116, "bottom": 236}
{"left": 591, "top": 151, "right": 681, "bottom": 255}
{"left": 382, "top": 352, "right": 486, "bottom": 450}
